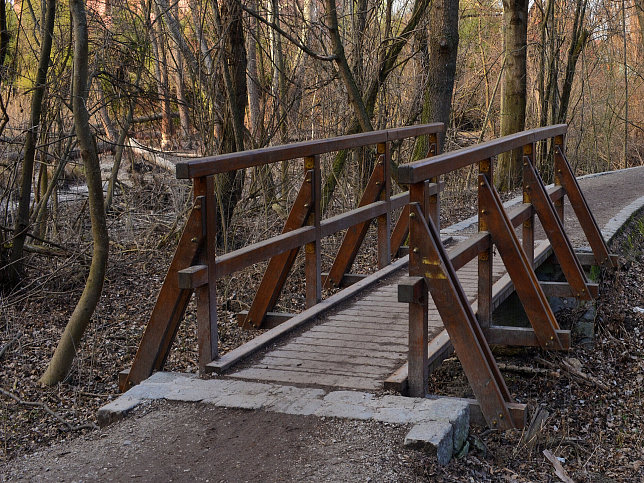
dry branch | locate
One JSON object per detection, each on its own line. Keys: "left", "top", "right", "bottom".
{"left": 0, "top": 387, "right": 98, "bottom": 431}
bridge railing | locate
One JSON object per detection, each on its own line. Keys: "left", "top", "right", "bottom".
{"left": 121, "top": 123, "right": 444, "bottom": 390}
{"left": 397, "top": 124, "right": 615, "bottom": 429}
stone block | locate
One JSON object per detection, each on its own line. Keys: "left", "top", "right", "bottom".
{"left": 404, "top": 421, "right": 454, "bottom": 465}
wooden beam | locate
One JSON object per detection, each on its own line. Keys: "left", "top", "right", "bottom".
{"left": 483, "top": 326, "right": 571, "bottom": 350}
{"left": 177, "top": 265, "right": 208, "bottom": 289}
{"left": 540, "top": 281, "right": 599, "bottom": 298}
{"left": 575, "top": 251, "right": 619, "bottom": 267}
{"left": 236, "top": 311, "right": 296, "bottom": 329}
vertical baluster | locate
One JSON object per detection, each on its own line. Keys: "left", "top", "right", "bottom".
{"left": 522, "top": 143, "right": 535, "bottom": 266}
{"left": 408, "top": 182, "right": 429, "bottom": 397}
{"left": 427, "top": 133, "right": 441, "bottom": 230}
{"left": 377, "top": 142, "right": 391, "bottom": 268}
{"left": 553, "top": 136, "right": 565, "bottom": 222}
{"left": 478, "top": 158, "right": 493, "bottom": 329}
{"left": 195, "top": 176, "right": 218, "bottom": 371}
{"left": 304, "top": 155, "right": 321, "bottom": 308}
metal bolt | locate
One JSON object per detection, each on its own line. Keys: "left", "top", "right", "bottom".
{"left": 550, "top": 336, "right": 554, "bottom": 340}
{"left": 409, "top": 212, "right": 416, "bottom": 218}
{"left": 191, "top": 237, "right": 198, "bottom": 243}
{"left": 304, "top": 203, "right": 310, "bottom": 208}
{"left": 481, "top": 209, "right": 486, "bottom": 215}
{"left": 413, "top": 248, "right": 419, "bottom": 253}
{"left": 492, "top": 419, "right": 498, "bottom": 426}
{"left": 499, "top": 413, "right": 504, "bottom": 419}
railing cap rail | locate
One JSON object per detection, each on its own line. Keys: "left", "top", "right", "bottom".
{"left": 176, "top": 123, "right": 444, "bottom": 179}
{"left": 397, "top": 124, "right": 567, "bottom": 184}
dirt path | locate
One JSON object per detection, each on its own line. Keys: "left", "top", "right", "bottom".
{"left": 1, "top": 402, "right": 429, "bottom": 482}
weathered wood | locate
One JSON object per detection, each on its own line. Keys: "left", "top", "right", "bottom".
{"left": 305, "top": 156, "right": 322, "bottom": 308}
{"left": 319, "top": 201, "right": 388, "bottom": 237}
{"left": 235, "top": 311, "right": 295, "bottom": 329}
{"left": 257, "top": 356, "right": 392, "bottom": 377}
{"left": 377, "top": 142, "right": 392, "bottom": 269}
{"left": 540, "top": 281, "right": 599, "bottom": 298}
{"left": 554, "top": 145, "right": 615, "bottom": 267}
{"left": 177, "top": 265, "right": 208, "bottom": 289}
{"left": 243, "top": 175, "right": 313, "bottom": 327}
{"left": 266, "top": 349, "right": 398, "bottom": 367}
{"left": 478, "top": 158, "right": 493, "bottom": 328}
{"left": 407, "top": 202, "right": 516, "bottom": 429}
{"left": 522, "top": 144, "right": 535, "bottom": 266}
{"left": 478, "top": 175, "right": 564, "bottom": 350}
{"left": 325, "top": 161, "right": 386, "bottom": 288}
{"left": 122, "top": 203, "right": 204, "bottom": 390}
{"left": 398, "top": 125, "right": 567, "bottom": 184}
{"left": 177, "top": 123, "right": 444, "bottom": 178}
{"left": 575, "top": 252, "right": 619, "bottom": 267}
{"left": 484, "top": 326, "right": 571, "bottom": 349}
{"left": 230, "top": 367, "right": 381, "bottom": 391}
{"left": 523, "top": 156, "right": 591, "bottom": 300}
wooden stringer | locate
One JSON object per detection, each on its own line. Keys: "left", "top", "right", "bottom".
{"left": 554, "top": 145, "right": 616, "bottom": 268}
{"left": 409, "top": 203, "right": 520, "bottom": 429}
{"left": 243, "top": 171, "right": 314, "bottom": 328}
{"left": 523, "top": 156, "right": 592, "bottom": 300}
{"left": 478, "top": 175, "right": 567, "bottom": 350}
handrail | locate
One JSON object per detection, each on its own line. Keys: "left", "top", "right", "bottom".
{"left": 176, "top": 123, "right": 444, "bottom": 179}
{"left": 398, "top": 124, "right": 567, "bottom": 184}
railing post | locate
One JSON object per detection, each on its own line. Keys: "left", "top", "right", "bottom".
{"left": 553, "top": 136, "right": 565, "bottom": 222}
{"left": 377, "top": 142, "right": 392, "bottom": 268}
{"left": 477, "top": 158, "right": 493, "bottom": 328}
{"left": 522, "top": 143, "right": 535, "bottom": 266}
{"left": 304, "top": 155, "right": 321, "bottom": 308}
{"left": 194, "top": 176, "right": 218, "bottom": 371}
{"left": 408, "top": 182, "right": 429, "bottom": 397}
{"left": 428, "top": 133, "right": 440, "bottom": 230}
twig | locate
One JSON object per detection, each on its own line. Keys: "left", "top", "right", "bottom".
{"left": 543, "top": 449, "right": 575, "bottom": 483}
{"left": 536, "top": 357, "right": 610, "bottom": 391}
{"left": 0, "top": 332, "right": 22, "bottom": 359}
{"left": 497, "top": 363, "right": 559, "bottom": 377}
{"left": 0, "top": 388, "right": 98, "bottom": 432}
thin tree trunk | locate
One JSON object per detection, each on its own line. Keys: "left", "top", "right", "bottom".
{"left": 7, "top": 0, "right": 56, "bottom": 285}
{"left": 40, "top": 0, "right": 109, "bottom": 385}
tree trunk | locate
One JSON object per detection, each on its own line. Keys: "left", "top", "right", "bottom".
{"left": 212, "top": 0, "right": 247, "bottom": 248}
{"left": 6, "top": 0, "right": 56, "bottom": 286}
{"left": 40, "top": 0, "right": 109, "bottom": 386}
{"left": 418, "top": 0, "right": 459, "bottom": 149}
{"left": 497, "top": 0, "right": 528, "bottom": 191}
{"left": 152, "top": 5, "right": 173, "bottom": 149}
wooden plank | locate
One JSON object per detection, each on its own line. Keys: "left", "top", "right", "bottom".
{"left": 540, "top": 281, "right": 599, "bottom": 298}
{"left": 304, "top": 156, "right": 322, "bottom": 308}
{"left": 384, "top": 329, "right": 452, "bottom": 393}
{"left": 304, "top": 329, "right": 406, "bottom": 344}
{"left": 206, "top": 256, "right": 409, "bottom": 373}
{"left": 279, "top": 342, "right": 405, "bottom": 360}
{"left": 216, "top": 226, "right": 315, "bottom": 279}
{"left": 449, "top": 233, "right": 491, "bottom": 271}
{"left": 294, "top": 334, "right": 408, "bottom": 351}
{"left": 177, "top": 123, "right": 443, "bottom": 178}
{"left": 177, "top": 265, "right": 208, "bottom": 289}
{"left": 236, "top": 311, "right": 295, "bottom": 329}
{"left": 575, "top": 252, "right": 619, "bottom": 267}
{"left": 308, "top": 325, "right": 407, "bottom": 337}
{"left": 320, "top": 201, "right": 387, "bottom": 238}
{"left": 325, "top": 312, "right": 409, "bottom": 322}
{"left": 256, "top": 356, "right": 392, "bottom": 377}
{"left": 484, "top": 326, "right": 571, "bottom": 349}
{"left": 267, "top": 349, "right": 398, "bottom": 367}
{"left": 231, "top": 367, "right": 382, "bottom": 390}
{"left": 398, "top": 125, "right": 567, "bottom": 184}
{"left": 478, "top": 158, "right": 493, "bottom": 329}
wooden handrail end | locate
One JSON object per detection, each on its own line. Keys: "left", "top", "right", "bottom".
{"left": 398, "top": 276, "right": 427, "bottom": 304}
{"left": 177, "top": 265, "right": 208, "bottom": 289}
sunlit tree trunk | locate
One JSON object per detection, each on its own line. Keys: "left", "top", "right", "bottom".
{"left": 7, "top": 0, "right": 56, "bottom": 286}
{"left": 40, "top": 0, "right": 109, "bottom": 385}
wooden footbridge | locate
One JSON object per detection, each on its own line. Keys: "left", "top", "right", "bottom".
{"left": 120, "top": 123, "right": 617, "bottom": 430}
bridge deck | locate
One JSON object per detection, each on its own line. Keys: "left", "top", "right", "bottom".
{"left": 226, "top": 248, "right": 534, "bottom": 391}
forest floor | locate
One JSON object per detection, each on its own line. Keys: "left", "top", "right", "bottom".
{"left": 1, "top": 162, "right": 644, "bottom": 481}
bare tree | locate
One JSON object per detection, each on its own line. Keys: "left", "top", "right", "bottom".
{"left": 40, "top": 0, "right": 109, "bottom": 385}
